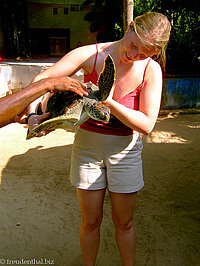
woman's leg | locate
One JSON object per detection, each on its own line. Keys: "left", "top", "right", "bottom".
{"left": 110, "top": 191, "right": 137, "bottom": 266}
{"left": 77, "top": 188, "right": 106, "bottom": 266}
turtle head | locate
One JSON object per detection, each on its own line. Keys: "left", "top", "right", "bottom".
{"left": 85, "top": 102, "right": 110, "bottom": 122}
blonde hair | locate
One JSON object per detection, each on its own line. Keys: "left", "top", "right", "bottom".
{"left": 131, "top": 12, "right": 171, "bottom": 71}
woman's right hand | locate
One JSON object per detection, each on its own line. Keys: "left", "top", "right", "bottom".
{"left": 28, "top": 113, "right": 51, "bottom": 137}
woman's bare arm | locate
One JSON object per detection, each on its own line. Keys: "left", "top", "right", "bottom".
{"left": 104, "top": 60, "right": 163, "bottom": 135}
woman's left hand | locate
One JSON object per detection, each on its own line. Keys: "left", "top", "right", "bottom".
{"left": 103, "top": 86, "right": 114, "bottom": 106}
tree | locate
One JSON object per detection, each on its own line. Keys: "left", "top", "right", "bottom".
{"left": 133, "top": 0, "right": 200, "bottom": 75}
{"left": 81, "top": 0, "right": 123, "bottom": 41}
{"left": 82, "top": 0, "right": 134, "bottom": 40}
{"left": 0, "top": 0, "right": 30, "bottom": 58}
{"left": 82, "top": 0, "right": 200, "bottom": 75}
{"left": 123, "top": 0, "right": 134, "bottom": 33}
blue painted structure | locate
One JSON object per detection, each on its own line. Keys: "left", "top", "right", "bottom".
{"left": 0, "top": 61, "right": 199, "bottom": 110}
{"left": 162, "top": 78, "right": 200, "bottom": 109}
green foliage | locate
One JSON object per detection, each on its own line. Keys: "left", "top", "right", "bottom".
{"left": 134, "top": 0, "right": 200, "bottom": 75}
{"left": 165, "top": 9, "right": 199, "bottom": 75}
{"left": 134, "top": 0, "right": 162, "bottom": 15}
{"left": 82, "top": 0, "right": 123, "bottom": 41}
{"left": 82, "top": 0, "right": 199, "bottom": 75}
{"left": 115, "top": 23, "right": 123, "bottom": 40}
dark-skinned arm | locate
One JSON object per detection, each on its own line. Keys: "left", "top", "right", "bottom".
{"left": 0, "top": 76, "right": 88, "bottom": 128}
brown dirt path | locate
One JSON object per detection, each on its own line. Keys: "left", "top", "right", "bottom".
{"left": 0, "top": 114, "right": 199, "bottom": 266}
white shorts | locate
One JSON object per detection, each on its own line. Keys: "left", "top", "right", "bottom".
{"left": 70, "top": 128, "right": 144, "bottom": 193}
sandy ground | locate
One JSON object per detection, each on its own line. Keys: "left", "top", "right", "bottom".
{"left": 0, "top": 113, "right": 199, "bottom": 266}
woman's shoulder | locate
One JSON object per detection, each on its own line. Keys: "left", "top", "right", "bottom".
{"left": 57, "top": 43, "right": 98, "bottom": 70}
{"left": 143, "top": 58, "right": 162, "bottom": 90}
{"left": 144, "top": 58, "right": 162, "bottom": 80}
{"left": 68, "top": 43, "right": 97, "bottom": 58}
{"left": 147, "top": 58, "right": 162, "bottom": 72}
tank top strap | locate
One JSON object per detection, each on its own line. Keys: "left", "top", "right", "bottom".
{"left": 134, "top": 58, "right": 152, "bottom": 93}
{"left": 142, "top": 58, "right": 151, "bottom": 83}
{"left": 93, "top": 43, "right": 99, "bottom": 71}
{"left": 84, "top": 44, "right": 99, "bottom": 84}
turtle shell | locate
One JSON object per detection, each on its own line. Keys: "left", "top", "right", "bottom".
{"left": 26, "top": 54, "right": 115, "bottom": 140}
{"left": 46, "top": 91, "right": 82, "bottom": 119}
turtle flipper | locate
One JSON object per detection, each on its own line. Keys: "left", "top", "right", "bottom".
{"left": 95, "top": 54, "right": 115, "bottom": 101}
{"left": 26, "top": 100, "right": 84, "bottom": 139}
{"left": 26, "top": 116, "right": 78, "bottom": 140}
{"left": 26, "top": 55, "right": 115, "bottom": 140}
{"left": 74, "top": 108, "right": 89, "bottom": 126}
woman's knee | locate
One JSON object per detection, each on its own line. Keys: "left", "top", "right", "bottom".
{"left": 81, "top": 214, "right": 103, "bottom": 231}
{"left": 112, "top": 216, "right": 134, "bottom": 231}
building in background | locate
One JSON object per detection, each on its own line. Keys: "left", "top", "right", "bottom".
{"left": 0, "top": 0, "right": 93, "bottom": 58}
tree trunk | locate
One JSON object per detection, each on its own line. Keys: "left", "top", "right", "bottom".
{"left": 123, "top": 0, "right": 134, "bottom": 33}
{"left": 0, "top": 0, "right": 30, "bottom": 58}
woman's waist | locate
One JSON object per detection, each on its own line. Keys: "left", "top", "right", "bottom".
{"left": 80, "top": 115, "right": 134, "bottom": 136}
{"left": 75, "top": 127, "right": 140, "bottom": 151}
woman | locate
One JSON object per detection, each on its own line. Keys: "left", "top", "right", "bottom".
{"left": 28, "top": 11, "right": 171, "bottom": 265}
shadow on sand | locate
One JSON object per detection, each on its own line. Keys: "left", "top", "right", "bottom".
{"left": 0, "top": 114, "right": 200, "bottom": 265}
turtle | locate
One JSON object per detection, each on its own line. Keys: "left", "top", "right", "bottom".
{"left": 26, "top": 54, "right": 115, "bottom": 140}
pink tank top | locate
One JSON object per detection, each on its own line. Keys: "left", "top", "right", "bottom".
{"left": 80, "top": 44, "right": 151, "bottom": 136}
